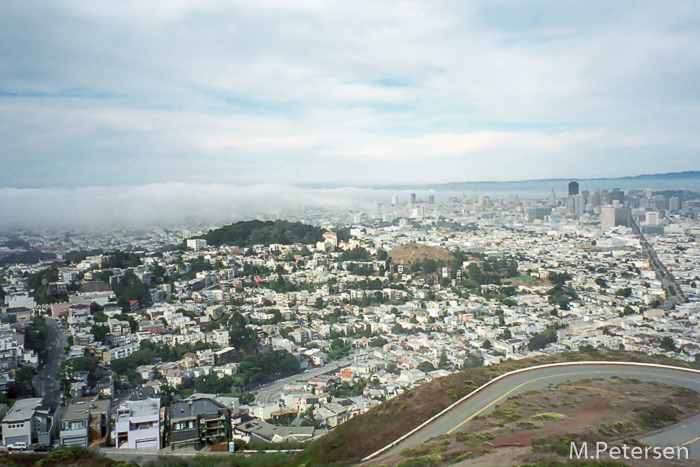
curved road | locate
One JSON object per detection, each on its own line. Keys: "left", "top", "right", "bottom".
{"left": 256, "top": 356, "right": 353, "bottom": 405}
{"left": 367, "top": 363, "right": 700, "bottom": 462}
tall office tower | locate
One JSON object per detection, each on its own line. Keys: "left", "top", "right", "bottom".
{"left": 481, "top": 196, "right": 492, "bottom": 208}
{"left": 428, "top": 195, "right": 435, "bottom": 204}
{"left": 391, "top": 195, "right": 398, "bottom": 206}
{"left": 574, "top": 194, "right": 584, "bottom": 218}
{"left": 600, "top": 205, "right": 616, "bottom": 232}
{"left": 645, "top": 188, "right": 653, "bottom": 199}
{"left": 568, "top": 181, "right": 579, "bottom": 196}
{"left": 611, "top": 188, "right": 624, "bottom": 205}
{"left": 615, "top": 207, "right": 631, "bottom": 227}
{"left": 549, "top": 186, "right": 556, "bottom": 206}
{"left": 472, "top": 194, "right": 479, "bottom": 205}
{"left": 410, "top": 193, "right": 416, "bottom": 205}
{"left": 589, "top": 190, "right": 601, "bottom": 208}
{"left": 669, "top": 196, "right": 681, "bottom": 212}
{"left": 652, "top": 195, "right": 667, "bottom": 210}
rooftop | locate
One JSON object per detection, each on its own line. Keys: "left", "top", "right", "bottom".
{"left": 3, "top": 398, "right": 43, "bottom": 423}
{"left": 171, "top": 398, "right": 224, "bottom": 422}
{"left": 117, "top": 397, "right": 160, "bottom": 420}
{"left": 62, "top": 399, "right": 111, "bottom": 421}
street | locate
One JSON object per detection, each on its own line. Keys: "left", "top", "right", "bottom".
{"left": 256, "top": 356, "right": 353, "bottom": 405}
{"left": 35, "top": 317, "right": 68, "bottom": 407}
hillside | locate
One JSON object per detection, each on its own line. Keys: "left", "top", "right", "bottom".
{"left": 388, "top": 242, "right": 454, "bottom": 265}
{"left": 202, "top": 220, "right": 327, "bottom": 247}
{"left": 291, "top": 349, "right": 697, "bottom": 466}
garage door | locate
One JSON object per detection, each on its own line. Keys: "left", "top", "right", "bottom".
{"left": 135, "top": 438, "right": 159, "bottom": 449}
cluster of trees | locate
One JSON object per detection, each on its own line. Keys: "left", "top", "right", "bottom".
{"left": 102, "top": 250, "right": 142, "bottom": 269}
{"left": 234, "top": 349, "right": 300, "bottom": 387}
{"left": 203, "top": 220, "right": 330, "bottom": 247}
{"left": 267, "top": 275, "right": 314, "bottom": 294}
{"left": 58, "top": 355, "right": 104, "bottom": 387}
{"left": 110, "top": 340, "right": 217, "bottom": 376}
{"left": 0, "top": 365, "right": 37, "bottom": 403}
{"left": 547, "top": 281, "right": 579, "bottom": 310}
{"left": 112, "top": 271, "right": 150, "bottom": 311}
{"left": 343, "top": 263, "right": 380, "bottom": 276}
{"left": 338, "top": 247, "right": 372, "bottom": 262}
{"left": 345, "top": 278, "right": 385, "bottom": 291}
{"left": 27, "top": 267, "right": 64, "bottom": 304}
{"left": 330, "top": 380, "right": 366, "bottom": 398}
{"left": 24, "top": 317, "right": 50, "bottom": 363}
{"left": 527, "top": 326, "right": 559, "bottom": 351}
{"left": 328, "top": 338, "right": 352, "bottom": 360}
{"left": 0, "top": 251, "right": 57, "bottom": 267}
{"left": 226, "top": 312, "right": 259, "bottom": 355}
{"left": 459, "top": 258, "right": 518, "bottom": 288}
{"left": 409, "top": 258, "right": 441, "bottom": 275}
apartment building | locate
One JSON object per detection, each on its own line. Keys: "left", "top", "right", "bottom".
{"left": 1, "top": 398, "right": 52, "bottom": 446}
{"left": 170, "top": 397, "right": 230, "bottom": 450}
{"left": 59, "top": 399, "right": 111, "bottom": 447}
{"left": 115, "top": 398, "right": 161, "bottom": 449}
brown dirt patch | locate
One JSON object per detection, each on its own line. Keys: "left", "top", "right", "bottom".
{"left": 387, "top": 241, "right": 454, "bottom": 265}
{"left": 490, "top": 397, "right": 610, "bottom": 447}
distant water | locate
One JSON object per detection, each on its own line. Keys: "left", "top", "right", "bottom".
{"left": 370, "top": 174, "right": 700, "bottom": 203}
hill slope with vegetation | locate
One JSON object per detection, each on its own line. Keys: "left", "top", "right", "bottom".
{"left": 291, "top": 349, "right": 698, "bottom": 466}
{"left": 201, "top": 220, "right": 329, "bottom": 247}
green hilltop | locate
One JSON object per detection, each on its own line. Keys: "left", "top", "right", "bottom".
{"left": 201, "top": 220, "right": 329, "bottom": 247}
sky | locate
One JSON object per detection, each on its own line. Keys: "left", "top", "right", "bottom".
{"left": 2, "top": 0, "right": 699, "bottom": 190}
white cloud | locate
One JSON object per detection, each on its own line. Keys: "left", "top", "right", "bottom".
{"left": 0, "top": 0, "right": 699, "bottom": 189}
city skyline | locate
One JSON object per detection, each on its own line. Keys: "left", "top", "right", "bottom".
{"left": 2, "top": 1, "right": 700, "bottom": 188}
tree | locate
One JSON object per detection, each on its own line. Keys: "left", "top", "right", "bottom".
{"left": 300, "top": 405, "right": 319, "bottom": 428}
{"left": 463, "top": 354, "right": 483, "bottom": 369}
{"left": 502, "top": 328, "right": 512, "bottom": 339}
{"left": 528, "top": 326, "right": 558, "bottom": 351}
{"left": 386, "top": 362, "right": 399, "bottom": 374}
{"left": 24, "top": 317, "right": 50, "bottom": 363}
{"left": 660, "top": 336, "right": 676, "bottom": 352}
{"left": 419, "top": 361, "right": 435, "bottom": 373}
{"left": 91, "top": 324, "right": 110, "bottom": 344}
{"left": 240, "top": 392, "right": 255, "bottom": 405}
{"left": 421, "top": 259, "right": 438, "bottom": 274}
{"left": 15, "top": 365, "right": 36, "bottom": 384}
{"left": 371, "top": 337, "right": 388, "bottom": 347}
{"left": 481, "top": 340, "right": 492, "bottom": 349}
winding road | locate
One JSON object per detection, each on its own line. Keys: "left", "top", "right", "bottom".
{"left": 364, "top": 362, "right": 700, "bottom": 462}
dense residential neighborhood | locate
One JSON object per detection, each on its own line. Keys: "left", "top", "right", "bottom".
{"left": 1, "top": 187, "right": 700, "bottom": 453}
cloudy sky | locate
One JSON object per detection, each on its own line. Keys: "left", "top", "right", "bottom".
{"left": 1, "top": 1, "right": 699, "bottom": 190}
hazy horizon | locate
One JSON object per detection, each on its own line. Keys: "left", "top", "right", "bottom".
{"left": 1, "top": 172, "right": 698, "bottom": 232}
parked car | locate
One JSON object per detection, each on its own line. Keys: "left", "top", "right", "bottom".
{"left": 31, "top": 444, "right": 51, "bottom": 452}
{"left": 8, "top": 442, "right": 27, "bottom": 451}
